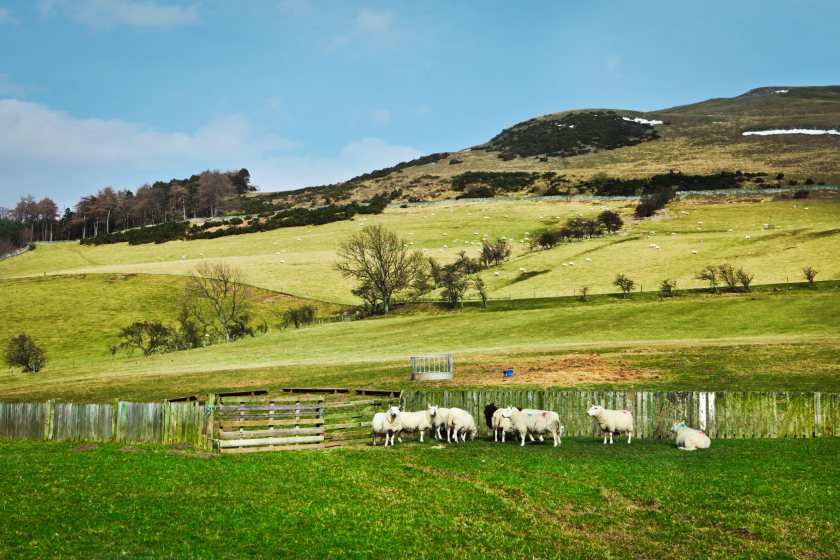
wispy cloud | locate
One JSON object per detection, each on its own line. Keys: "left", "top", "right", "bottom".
{"left": 0, "top": 7, "right": 18, "bottom": 25}
{"left": 327, "top": 9, "right": 396, "bottom": 50}
{"left": 371, "top": 109, "right": 391, "bottom": 124}
{"left": 0, "top": 99, "right": 422, "bottom": 207}
{"left": 39, "top": 0, "right": 200, "bottom": 30}
{"left": 0, "top": 74, "right": 34, "bottom": 97}
{"left": 278, "top": 0, "right": 313, "bottom": 17}
{"left": 606, "top": 54, "right": 622, "bottom": 75}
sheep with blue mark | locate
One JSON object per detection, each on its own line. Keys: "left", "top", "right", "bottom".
{"left": 670, "top": 421, "right": 711, "bottom": 451}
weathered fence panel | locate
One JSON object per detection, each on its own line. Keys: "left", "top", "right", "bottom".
{"left": 401, "top": 390, "right": 840, "bottom": 439}
{"left": 0, "top": 400, "right": 210, "bottom": 447}
{"left": 323, "top": 396, "right": 399, "bottom": 448}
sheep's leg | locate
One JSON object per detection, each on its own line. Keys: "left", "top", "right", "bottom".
{"left": 501, "top": 430, "right": 506, "bottom": 443}
{"left": 528, "top": 434, "right": 535, "bottom": 442}
{"left": 603, "top": 433, "right": 608, "bottom": 444}
{"left": 419, "top": 430, "right": 424, "bottom": 443}
{"left": 538, "top": 435, "right": 544, "bottom": 442}
{"left": 520, "top": 432, "right": 526, "bottom": 447}
{"left": 553, "top": 431, "right": 558, "bottom": 447}
{"left": 372, "top": 433, "right": 377, "bottom": 446}
{"left": 627, "top": 431, "right": 632, "bottom": 444}
{"left": 609, "top": 432, "right": 614, "bottom": 445}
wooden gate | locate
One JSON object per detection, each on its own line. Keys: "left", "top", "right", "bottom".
{"left": 215, "top": 394, "right": 325, "bottom": 453}
{"left": 213, "top": 392, "right": 401, "bottom": 452}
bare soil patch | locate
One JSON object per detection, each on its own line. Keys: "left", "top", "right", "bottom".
{"left": 427, "top": 353, "right": 660, "bottom": 387}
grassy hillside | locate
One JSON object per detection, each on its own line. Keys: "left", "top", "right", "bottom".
{"left": 1, "top": 197, "right": 837, "bottom": 304}
{"left": 259, "top": 86, "right": 840, "bottom": 207}
{"left": 1, "top": 278, "right": 837, "bottom": 401}
{"left": 2, "top": 438, "right": 837, "bottom": 559}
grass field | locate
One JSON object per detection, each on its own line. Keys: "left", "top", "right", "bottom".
{"left": 1, "top": 197, "right": 838, "bottom": 304}
{"left": 1, "top": 278, "right": 837, "bottom": 402}
{"left": 1, "top": 438, "right": 837, "bottom": 559}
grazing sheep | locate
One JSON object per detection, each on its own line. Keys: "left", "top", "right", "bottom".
{"left": 371, "top": 406, "right": 402, "bottom": 446}
{"left": 587, "top": 405, "right": 633, "bottom": 444}
{"left": 398, "top": 408, "right": 434, "bottom": 442}
{"left": 446, "top": 408, "right": 477, "bottom": 443}
{"left": 501, "top": 406, "right": 564, "bottom": 447}
{"left": 484, "top": 403, "right": 535, "bottom": 443}
{"left": 428, "top": 405, "right": 452, "bottom": 440}
{"left": 670, "top": 422, "right": 711, "bottom": 451}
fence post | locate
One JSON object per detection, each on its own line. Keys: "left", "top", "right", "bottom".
{"left": 43, "top": 400, "right": 54, "bottom": 441}
{"left": 204, "top": 393, "right": 216, "bottom": 451}
{"left": 111, "top": 399, "right": 118, "bottom": 442}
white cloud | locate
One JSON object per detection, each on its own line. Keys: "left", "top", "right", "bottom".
{"left": 40, "top": 0, "right": 200, "bottom": 30}
{"left": 0, "top": 99, "right": 422, "bottom": 208}
{"left": 0, "top": 8, "right": 18, "bottom": 25}
{"left": 372, "top": 109, "right": 391, "bottom": 124}
{"left": 327, "top": 9, "right": 396, "bottom": 50}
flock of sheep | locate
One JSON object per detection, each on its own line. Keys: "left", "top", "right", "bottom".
{"left": 371, "top": 403, "right": 711, "bottom": 451}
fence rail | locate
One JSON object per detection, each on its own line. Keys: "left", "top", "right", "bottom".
{"left": 401, "top": 389, "right": 840, "bottom": 439}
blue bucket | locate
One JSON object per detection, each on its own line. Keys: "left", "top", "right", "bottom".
{"left": 503, "top": 369, "right": 514, "bottom": 378}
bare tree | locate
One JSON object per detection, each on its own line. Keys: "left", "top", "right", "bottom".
{"left": 736, "top": 268, "right": 754, "bottom": 292}
{"left": 696, "top": 265, "right": 720, "bottom": 294}
{"left": 474, "top": 276, "right": 488, "bottom": 308}
{"left": 803, "top": 266, "right": 818, "bottom": 287}
{"left": 186, "top": 262, "right": 253, "bottom": 341}
{"left": 613, "top": 273, "right": 635, "bottom": 299}
{"left": 197, "top": 171, "right": 235, "bottom": 217}
{"left": 334, "top": 225, "right": 423, "bottom": 314}
{"left": 660, "top": 278, "right": 677, "bottom": 298}
{"left": 718, "top": 263, "right": 739, "bottom": 292}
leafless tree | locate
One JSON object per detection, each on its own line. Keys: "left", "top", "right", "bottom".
{"left": 186, "top": 262, "right": 253, "bottom": 341}
{"left": 803, "top": 266, "right": 818, "bottom": 287}
{"left": 334, "top": 225, "right": 423, "bottom": 314}
{"left": 696, "top": 265, "right": 720, "bottom": 294}
{"left": 197, "top": 171, "right": 235, "bottom": 217}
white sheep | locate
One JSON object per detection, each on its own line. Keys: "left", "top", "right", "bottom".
{"left": 501, "top": 406, "right": 564, "bottom": 447}
{"left": 670, "top": 422, "right": 711, "bottom": 451}
{"left": 371, "top": 406, "right": 402, "bottom": 446}
{"left": 587, "top": 405, "right": 633, "bottom": 444}
{"left": 428, "top": 405, "right": 451, "bottom": 440}
{"left": 446, "top": 408, "right": 477, "bottom": 443}
{"left": 398, "top": 408, "right": 434, "bottom": 442}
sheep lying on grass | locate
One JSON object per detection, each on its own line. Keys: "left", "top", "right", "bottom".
{"left": 670, "top": 422, "right": 711, "bottom": 451}
{"left": 501, "top": 406, "right": 564, "bottom": 447}
{"left": 371, "top": 406, "right": 402, "bottom": 446}
{"left": 398, "top": 407, "right": 434, "bottom": 442}
{"left": 587, "top": 405, "right": 634, "bottom": 444}
{"left": 428, "top": 405, "right": 452, "bottom": 440}
{"left": 446, "top": 408, "right": 477, "bottom": 443}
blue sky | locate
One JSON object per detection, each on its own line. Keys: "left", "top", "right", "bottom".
{"left": 1, "top": 0, "right": 838, "bottom": 210}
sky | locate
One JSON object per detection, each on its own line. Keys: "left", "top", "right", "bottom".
{"left": 1, "top": 0, "right": 838, "bottom": 210}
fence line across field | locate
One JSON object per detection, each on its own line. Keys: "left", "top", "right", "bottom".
{"left": 1, "top": 390, "right": 838, "bottom": 450}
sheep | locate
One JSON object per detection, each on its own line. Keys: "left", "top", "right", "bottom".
{"left": 501, "top": 406, "right": 564, "bottom": 447}
{"left": 446, "top": 408, "right": 477, "bottom": 443}
{"left": 398, "top": 408, "right": 434, "bottom": 442}
{"left": 587, "top": 405, "right": 633, "bottom": 444}
{"left": 484, "top": 402, "right": 536, "bottom": 443}
{"left": 371, "top": 406, "right": 402, "bottom": 446}
{"left": 670, "top": 422, "right": 711, "bottom": 451}
{"left": 428, "top": 405, "right": 451, "bottom": 440}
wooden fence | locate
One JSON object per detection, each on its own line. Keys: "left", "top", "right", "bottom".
{"left": 212, "top": 393, "right": 400, "bottom": 452}
{"left": 401, "top": 389, "right": 840, "bottom": 439}
{"left": 0, "top": 400, "right": 209, "bottom": 448}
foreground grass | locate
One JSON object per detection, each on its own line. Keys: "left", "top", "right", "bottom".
{"left": 0, "top": 438, "right": 837, "bottom": 559}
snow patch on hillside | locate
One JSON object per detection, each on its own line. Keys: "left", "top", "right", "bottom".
{"left": 743, "top": 129, "right": 840, "bottom": 136}
{"left": 623, "top": 116, "right": 663, "bottom": 125}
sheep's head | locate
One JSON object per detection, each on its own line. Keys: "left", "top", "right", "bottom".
{"left": 501, "top": 406, "right": 514, "bottom": 419}
{"left": 559, "top": 424, "right": 566, "bottom": 437}
{"left": 670, "top": 421, "right": 686, "bottom": 433}
{"left": 428, "top": 404, "right": 438, "bottom": 417}
{"left": 388, "top": 406, "right": 400, "bottom": 419}
{"left": 587, "top": 405, "right": 603, "bottom": 417}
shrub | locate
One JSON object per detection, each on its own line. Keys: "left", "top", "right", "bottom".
{"left": 613, "top": 273, "right": 635, "bottom": 299}
{"left": 474, "top": 277, "right": 488, "bottom": 308}
{"left": 718, "top": 264, "right": 739, "bottom": 292}
{"left": 736, "top": 268, "right": 754, "bottom": 292}
{"left": 635, "top": 187, "right": 677, "bottom": 218}
{"left": 538, "top": 231, "right": 559, "bottom": 249}
{"left": 4, "top": 334, "right": 47, "bottom": 373}
{"left": 696, "top": 266, "right": 720, "bottom": 294}
{"left": 793, "top": 189, "right": 810, "bottom": 199}
{"left": 440, "top": 264, "right": 469, "bottom": 309}
{"left": 281, "top": 305, "right": 317, "bottom": 329}
{"left": 597, "top": 210, "right": 624, "bottom": 233}
{"left": 803, "top": 266, "right": 818, "bottom": 287}
{"left": 659, "top": 279, "right": 677, "bottom": 298}
{"left": 119, "top": 321, "right": 174, "bottom": 356}
{"left": 580, "top": 286, "right": 590, "bottom": 302}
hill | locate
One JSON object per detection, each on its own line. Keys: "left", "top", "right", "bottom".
{"left": 255, "top": 86, "right": 840, "bottom": 207}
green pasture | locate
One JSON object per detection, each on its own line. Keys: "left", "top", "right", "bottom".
{"left": 1, "top": 276, "right": 837, "bottom": 402}
{"left": 0, "top": 438, "right": 837, "bottom": 559}
{"left": 1, "top": 198, "right": 837, "bottom": 303}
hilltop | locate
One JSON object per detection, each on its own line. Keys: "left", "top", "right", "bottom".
{"left": 256, "top": 86, "right": 840, "bottom": 207}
